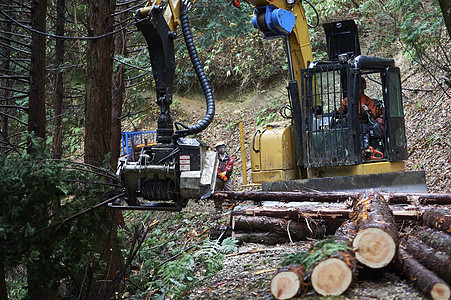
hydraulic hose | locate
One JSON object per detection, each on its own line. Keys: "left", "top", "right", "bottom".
{"left": 174, "top": 2, "right": 215, "bottom": 139}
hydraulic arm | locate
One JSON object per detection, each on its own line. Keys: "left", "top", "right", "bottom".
{"left": 114, "top": 0, "right": 217, "bottom": 210}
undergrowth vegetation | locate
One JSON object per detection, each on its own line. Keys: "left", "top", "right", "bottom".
{"left": 120, "top": 210, "right": 237, "bottom": 299}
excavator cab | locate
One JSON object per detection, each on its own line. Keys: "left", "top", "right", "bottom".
{"left": 296, "top": 20, "right": 407, "bottom": 175}
{"left": 298, "top": 58, "right": 408, "bottom": 170}
{"left": 251, "top": 18, "right": 427, "bottom": 192}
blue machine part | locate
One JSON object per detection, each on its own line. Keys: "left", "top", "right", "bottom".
{"left": 121, "top": 131, "right": 157, "bottom": 160}
{"left": 252, "top": 5, "right": 296, "bottom": 39}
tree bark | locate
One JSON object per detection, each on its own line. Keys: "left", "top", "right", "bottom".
{"left": 438, "top": 0, "right": 451, "bottom": 38}
{"left": 270, "top": 264, "right": 307, "bottom": 299}
{"left": 422, "top": 207, "right": 451, "bottom": 234}
{"left": 85, "top": 0, "right": 124, "bottom": 297}
{"left": 350, "top": 192, "right": 398, "bottom": 268}
{"left": 400, "top": 234, "right": 451, "bottom": 284}
{"left": 110, "top": 2, "right": 128, "bottom": 169}
{"left": 232, "top": 231, "right": 297, "bottom": 245}
{"left": 27, "top": 0, "right": 47, "bottom": 151}
{"left": 0, "top": 20, "right": 11, "bottom": 152}
{"left": 51, "top": 0, "right": 65, "bottom": 159}
{"left": 232, "top": 215, "right": 326, "bottom": 241}
{"left": 85, "top": 0, "right": 114, "bottom": 167}
{"left": 310, "top": 221, "right": 357, "bottom": 296}
{"left": 413, "top": 226, "right": 451, "bottom": 256}
{"left": 26, "top": 0, "right": 56, "bottom": 299}
{"left": 233, "top": 205, "right": 345, "bottom": 235}
{"left": 396, "top": 247, "right": 450, "bottom": 300}
{"left": 211, "top": 190, "right": 451, "bottom": 205}
{"left": 0, "top": 262, "right": 6, "bottom": 300}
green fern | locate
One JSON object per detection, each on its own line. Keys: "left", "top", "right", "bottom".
{"left": 282, "top": 237, "right": 350, "bottom": 270}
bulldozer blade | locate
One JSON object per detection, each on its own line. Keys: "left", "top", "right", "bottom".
{"left": 262, "top": 171, "right": 428, "bottom": 193}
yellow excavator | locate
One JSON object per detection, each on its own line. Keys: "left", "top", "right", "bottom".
{"left": 114, "top": 0, "right": 426, "bottom": 210}
{"left": 246, "top": 0, "right": 427, "bottom": 193}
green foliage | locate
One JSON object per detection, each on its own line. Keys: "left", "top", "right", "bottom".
{"left": 151, "top": 237, "right": 237, "bottom": 299}
{"left": 174, "top": 2, "right": 287, "bottom": 91}
{"left": 0, "top": 141, "right": 120, "bottom": 298}
{"left": 255, "top": 95, "right": 286, "bottom": 126}
{"left": 282, "top": 237, "right": 350, "bottom": 270}
{"left": 126, "top": 210, "right": 237, "bottom": 299}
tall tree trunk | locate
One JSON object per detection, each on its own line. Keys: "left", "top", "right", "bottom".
{"left": 85, "top": 0, "right": 124, "bottom": 297}
{"left": 0, "top": 21, "right": 11, "bottom": 153}
{"left": 85, "top": 0, "right": 114, "bottom": 167}
{"left": 51, "top": 0, "right": 65, "bottom": 159}
{"left": 28, "top": 0, "right": 47, "bottom": 149}
{"left": 0, "top": 262, "right": 6, "bottom": 300}
{"left": 27, "top": 0, "right": 55, "bottom": 299}
{"left": 110, "top": 4, "right": 128, "bottom": 169}
{"left": 438, "top": 0, "right": 451, "bottom": 38}
{"left": 109, "top": 4, "right": 127, "bottom": 229}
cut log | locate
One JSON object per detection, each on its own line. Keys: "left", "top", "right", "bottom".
{"left": 270, "top": 264, "right": 307, "bottom": 299}
{"left": 235, "top": 205, "right": 424, "bottom": 222}
{"left": 413, "top": 226, "right": 451, "bottom": 256}
{"left": 400, "top": 234, "right": 451, "bottom": 284}
{"left": 350, "top": 192, "right": 398, "bottom": 268}
{"left": 311, "top": 221, "right": 357, "bottom": 296}
{"left": 232, "top": 231, "right": 296, "bottom": 245}
{"left": 211, "top": 190, "right": 451, "bottom": 205}
{"left": 396, "top": 247, "right": 450, "bottom": 300}
{"left": 232, "top": 215, "right": 326, "bottom": 240}
{"left": 422, "top": 208, "right": 451, "bottom": 234}
{"left": 311, "top": 257, "right": 353, "bottom": 296}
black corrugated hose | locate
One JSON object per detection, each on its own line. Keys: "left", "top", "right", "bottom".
{"left": 174, "top": 1, "right": 215, "bottom": 139}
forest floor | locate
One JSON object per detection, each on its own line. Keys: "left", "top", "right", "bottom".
{"left": 133, "top": 56, "right": 450, "bottom": 299}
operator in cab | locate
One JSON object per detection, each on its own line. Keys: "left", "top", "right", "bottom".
{"left": 340, "top": 77, "right": 383, "bottom": 159}
{"left": 214, "top": 140, "right": 234, "bottom": 211}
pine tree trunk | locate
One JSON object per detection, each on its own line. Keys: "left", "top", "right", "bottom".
{"left": 350, "top": 192, "right": 398, "bottom": 268}
{"left": 270, "top": 264, "right": 307, "bottom": 299}
{"left": 400, "top": 234, "right": 451, "bottom": 284}
{"left": 422, "top": 207, "right": 451, "bottom": 234}
{"left": 396, "top": 247, "right": 450, "bottom": 300}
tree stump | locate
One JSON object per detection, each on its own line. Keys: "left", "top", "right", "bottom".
{"left": 350, "top": 192, "right": 398, "bottom": 268}
{"left": 422, "top": 207, "right": 451, "bottom": 234}
{"left": 396, "top": 247, "right": 450, "bottom": 300}
{"left": 311, "top": 221, "right": 357, "bottom": 296}
{"left": 400, "top": 234, "right": 451, "bottom": 284}
{"left": 270, "top": 264, "right": 307, "bottom": 300}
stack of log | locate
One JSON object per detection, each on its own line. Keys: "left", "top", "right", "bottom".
{"left": 396, "top": 226, "right": 451, "bottom": 300}
{"left": 215, "top": 191, "right": 451, "bottom": 299}
{"left": 268, "top": 193, "right": 451, "bottom": 299}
